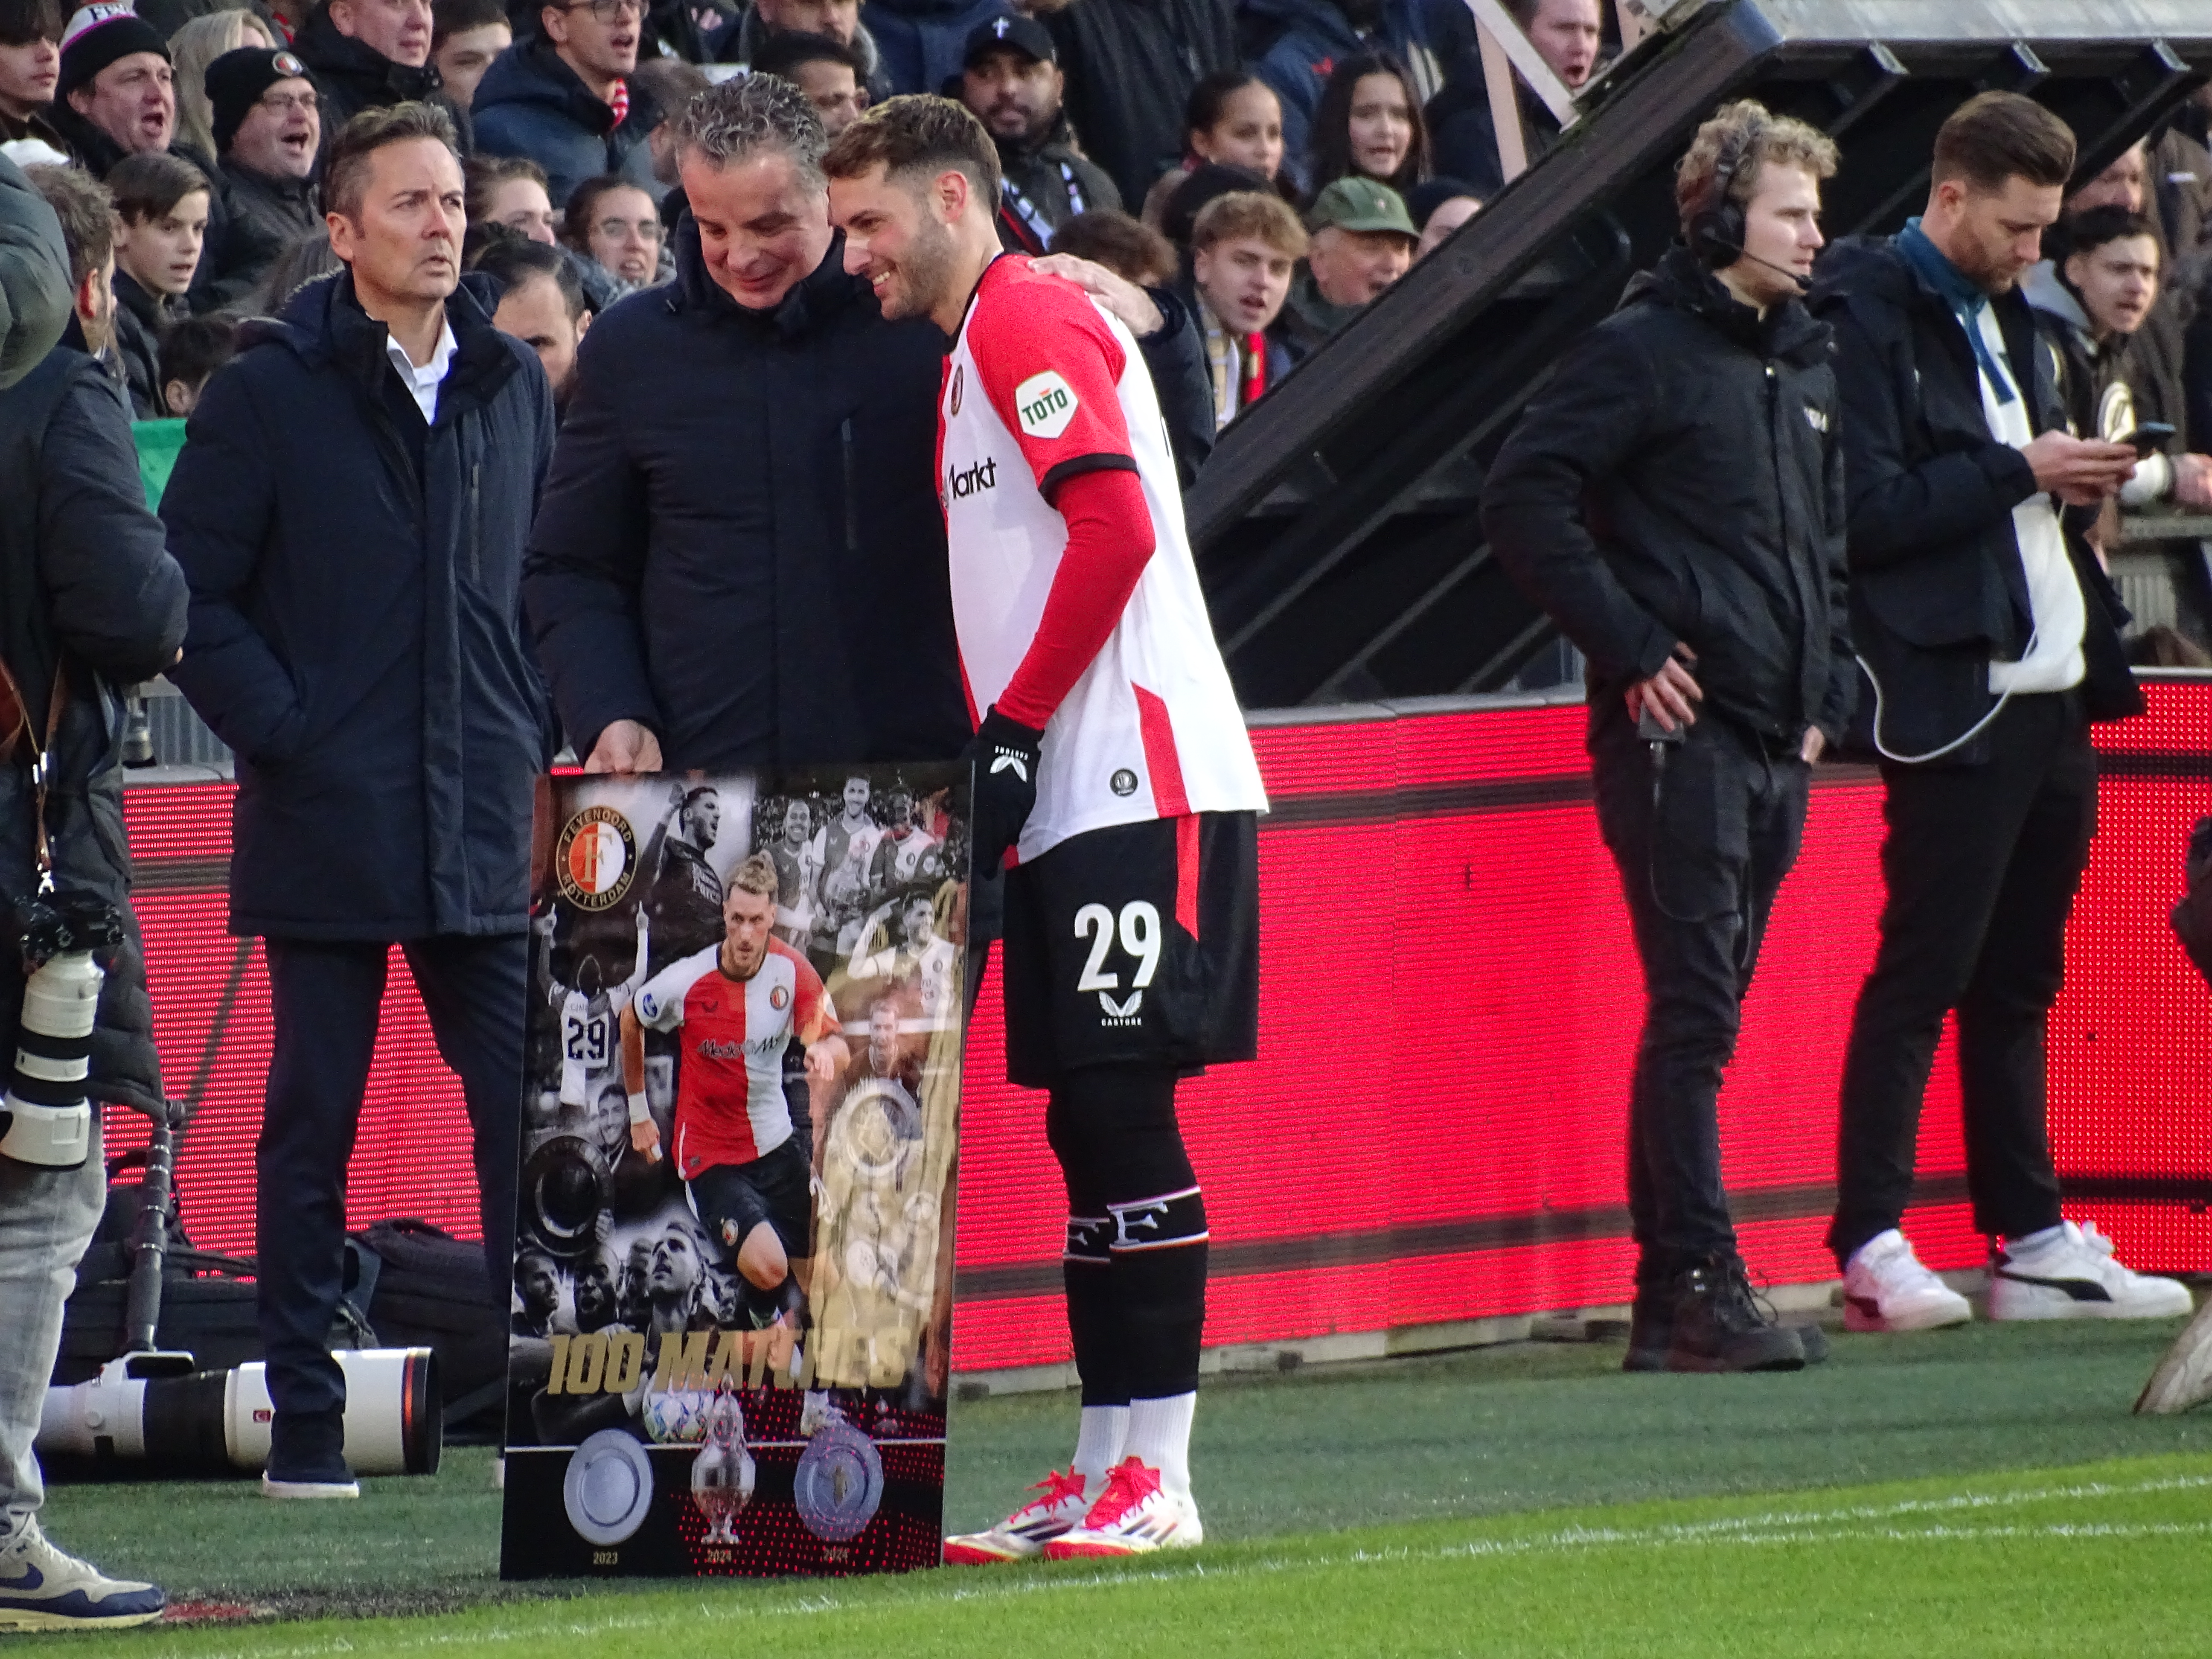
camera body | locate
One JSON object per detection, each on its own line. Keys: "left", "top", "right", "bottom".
{"left": 0, "top": 891, "right": 125, "bottom": 1168}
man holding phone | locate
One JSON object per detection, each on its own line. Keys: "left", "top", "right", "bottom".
{"left": 1484, "top": 102, "right": 1853, "bottom": 1373}
{"left": 1811, "top": 94, "right": 2190, "bottom": 1330}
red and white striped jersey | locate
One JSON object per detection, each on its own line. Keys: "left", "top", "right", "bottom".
{"left": 634, "top": 938, "right": 838, "bottom": 1176}
{"left": 937, "top": 256, "right": 1266, "bottom": 859}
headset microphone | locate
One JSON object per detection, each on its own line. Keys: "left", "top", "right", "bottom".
{"left": 1687, "top": 108, "right": 1810, "bottom": 294}
{"left": 1706, "top": 237, "right": 1811, "bottom": 293}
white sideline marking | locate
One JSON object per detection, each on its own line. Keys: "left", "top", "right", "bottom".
{"left": 143, "top": 1471, "right": 2212, "bottom": 1659}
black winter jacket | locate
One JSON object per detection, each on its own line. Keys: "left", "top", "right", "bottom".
{"left": 1483, "top": 248, "right": 1854, "bottom": 745}
{"left": 1809, "top": 236, "right": 2140, "bottom": 764}
{"left": 0, "top": 338, "right": 190, "bottom": 1114}
{"left": 292, "top": 4, "right": 473, "bottom": 160}
{"left": 993, "top": 113, "right": 1122, "bottom": 253}
{"left": 162, "top": 271, "right": 556, "bottom": 940}
{"left": 470, "top": 38, "right": 659, "bottom": 208}
{"left": 111, "top": 271, "right": 178, "bottom": 419}
{"left": 218, "top": 161, "right": 320, "bottom": 301}
{"left": 522, "top": 222, "right": 969, "bottom": 772}
{"left": 1044, "top": 0, "right": 1240, "bottom": 209}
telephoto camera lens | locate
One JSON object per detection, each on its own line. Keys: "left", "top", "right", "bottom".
{"left": 0, "top": 891, "right": 124, "bottom": 1168}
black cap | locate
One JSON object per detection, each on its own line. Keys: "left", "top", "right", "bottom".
{"left": 205, "top": 47, "right": 311, "bottom": 154}
{"left": 961, "top": 13, "right": 1054, "bottom": 70}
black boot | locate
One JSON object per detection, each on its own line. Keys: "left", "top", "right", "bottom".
{"left": 1624, "top": 1276, "right": 1672, "bottom": 1372}
{"left": 1665, "top": 1256, "right": 1805, "bottom": 1374}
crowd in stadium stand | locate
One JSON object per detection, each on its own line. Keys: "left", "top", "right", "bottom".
{"left": 5, "top": 0, "right": 2210, "bottom": 559}
{"left": 0, "top": 0, "right": 1607, "bottom": 434}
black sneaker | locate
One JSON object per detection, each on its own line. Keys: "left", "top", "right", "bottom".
{"left": 1665, "top": 1257, "right": 1806, "bottom": 1373}
{"left": 263, "top": 1406, "right": 360, "bottom": 1499}
{"left": 1627, "top": 1275, "right": 1828, "bottom": 1370}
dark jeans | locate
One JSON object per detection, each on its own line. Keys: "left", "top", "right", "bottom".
{"left": 1591, "top": 701, "right": 1809, "bottom": 1275}
{"left": 1828, "top": 691, "right": 2094, "bottom": 1266}
{"left": 258, "top": 934, "right": 527, "bottom": 1419}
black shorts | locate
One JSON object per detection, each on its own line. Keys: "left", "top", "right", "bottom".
{"left": 685, "top": 1137, "right": 813, "bottom": 1262}
{"left": 1001, "top": 811, "right": 1260, "bottom": 1086}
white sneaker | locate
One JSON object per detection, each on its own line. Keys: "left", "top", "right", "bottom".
{"left": 1842, "top": 1229, "right": 1973, "bottom": 1333}
{"left": 2137, "top": 1292, "right": 2212, "bottom": 1415}
{"left": 1043, "top": 1457, "right": 1203, "bottom": 1559}
{"left": 1989, "top": 1220, "right": 2194, "bottom": 1321}
{"left": 943, "top": 1467, "right": 1092, "bottom": 1564}
{"left": 0, "top": 1519, "right": 165, "bottom": 1632}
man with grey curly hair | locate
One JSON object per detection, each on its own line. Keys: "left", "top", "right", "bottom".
{"left": 521, "top": 69, "right": 972, "bottom": 778}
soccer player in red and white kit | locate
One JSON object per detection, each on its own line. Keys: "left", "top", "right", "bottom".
{"left": 827, "top": 96, "right": 1268, "bottom": 1560}
{"left": 619, "top": 853, "right": 848, "bottom": 1343}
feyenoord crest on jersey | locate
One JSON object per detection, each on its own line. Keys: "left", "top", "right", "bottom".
{"left": 557, "top": 805, "right": 637, "bottom": 911}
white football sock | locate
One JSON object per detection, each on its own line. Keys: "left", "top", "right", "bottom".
{"left": 1122, "top": 1391, "right": 1195, "bottom": 1501}
{"left": 2005, "top": 1223, "right": 2066, "bottom": 1257}
{"left": 1072, "top": 1404, "right": 1128, "bottom": 1490}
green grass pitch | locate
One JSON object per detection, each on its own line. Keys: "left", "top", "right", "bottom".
{"left": 31, "top": 1318, "right": 2212, "bottom": 1654}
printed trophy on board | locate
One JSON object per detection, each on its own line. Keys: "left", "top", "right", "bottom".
{"left": 690, "top": 1371, "right": 756, "bottom": 1543}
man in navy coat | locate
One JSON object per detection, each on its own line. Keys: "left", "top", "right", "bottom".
{"left": 162, "top": 100, "right": 555, "bottom": 1498}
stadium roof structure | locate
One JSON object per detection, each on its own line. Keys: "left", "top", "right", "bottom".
{"left": 1193, "top": 0, "right": 2212, "bottom": 710}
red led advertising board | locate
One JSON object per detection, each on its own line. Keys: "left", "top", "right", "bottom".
{"left": 112, "top": 683, "right": 2212, "bottom": 1375}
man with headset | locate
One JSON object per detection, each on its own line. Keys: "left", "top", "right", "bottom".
{"left": 1809, "top": 93, "right": 2188, "bottom": 1330}
{"left": 1483, "top": 101, "right": 1851, "bottom": 1373}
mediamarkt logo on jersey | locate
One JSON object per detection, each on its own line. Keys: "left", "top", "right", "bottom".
{"left": 944, "top": 457, "right": 998, "bottom": 501}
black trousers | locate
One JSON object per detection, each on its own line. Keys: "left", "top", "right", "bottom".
{"left": 1828, "top": 691, "right": 2094, "bottom": 1266}
{"left": 257, "top": 934, "right": 527, "bottom": 1419}
{"left": 1591, "top": 702, "right": 1809, "bottom": 1275}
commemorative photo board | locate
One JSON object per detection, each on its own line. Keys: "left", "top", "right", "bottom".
{"left": 500, "top": 764, "right": 968, "bottom": 1580}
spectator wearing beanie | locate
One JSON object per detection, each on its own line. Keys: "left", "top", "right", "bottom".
{"left": 50, "top": 2, "right": 177, "bottom": 167}
{"left": 205, "top": 45, "right": 320, "bottom": 298}
{"left": 1188, "top": 189, "right": 1301, "bottom": 427}
{"left": 1271, "top": 173, "right": 1412, "bottom": 364}
{"left": 52, "top": 5, "right": 254, "bottom": 308}
{"left": 956, "top": 15, "right": 1115, "bottom": 254}
{"left": 291, "top": 0, "right": 471, "bottom": 157}
{"left": 0, "top": 0, "right": 69, "bottom": 151}
{"left": 471, "top": 0, "right": 658, "bottom": 207}
{"left": 1043, "top": 0, "right": 1237, "bottom": 210}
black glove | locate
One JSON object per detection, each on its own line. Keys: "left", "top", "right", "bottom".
{"left": 965, "top": 706, "right": 1043, "bottom": 878}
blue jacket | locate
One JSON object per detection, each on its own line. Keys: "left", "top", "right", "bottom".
{"left": 1243, "top": 0, "right": 1477, "bottom": 193}
{"left": 861, "top": 0, "right": 1011, "bottom": 96}
{"left": 472, "top": 38, "right": 661, "bottom": 207}
{"left": 162, "top": 271, "right": 556, "bottom": 940}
